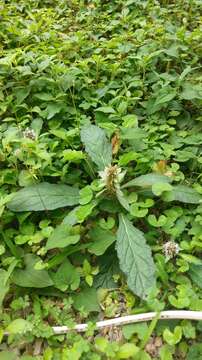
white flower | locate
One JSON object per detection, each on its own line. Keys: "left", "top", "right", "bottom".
{"left": 163, "top": 241, "right": 180, "bottom": 259}
{"left": 23, "top": 128, "right": 36, "bottom": 140}
{"left": 98, "top": 165, "right": 126, "bottom": 191}
{"left": 98, "top": 167, "right": 110, "bottom": 185}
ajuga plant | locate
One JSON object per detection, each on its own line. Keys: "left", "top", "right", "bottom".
{"left": 7, "top": 124, "right": 201, "bottom": 300}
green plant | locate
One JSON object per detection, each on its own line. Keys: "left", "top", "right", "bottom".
{"left": 0, "top": 0, "right": 202, "bottom": 357}
{"left": 6, "top": 124, "right": 201, "bottom": 300}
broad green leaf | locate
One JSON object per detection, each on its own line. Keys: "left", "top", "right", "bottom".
{"left": 184, "top": 134, "right": 202, "bottom": 145}
{"left": 34, "top": 92, "right": 54, "bottom": 101}
{"left": 94, "top": 254, "right": 119, "bottom": 289}
{"left": 51, "top": 260, "right": 80, "bottom": 291}
{"left": 12, "top": 254, "right": 53, "bottom": 288}
{"left": 147, "top": 87, "right": 176, "bottom": 114}
{"left": 72, "top": 287, "right": 100, "bottom": 313}
{"left": 18, "top": 170, "right": 36, "bottom": 187}
{"left": 99, "top": 198, "right": 122, "bottom": 213}
{"left": 117, "top": 214, "right": 156, "bottom": 299}
{"left": 152, "top": 183, "right": 173, "bottom": 196}
{"left": 81, "top": 125, "right": 112, "bottom": 170}
{"left": 159, "top": 345, "right": 174, "bottom": 360}
{"left": 47, "top": 243, "right": 90, "bottom": 270}
{"left": 46, "top": 103, "right": 64, "bottom": 119}
{"left": 182, "top": 320, "right": 196, "bottom": 339}
{"left": 117, "top": 100, "right": 127, "bottom": 114}
{"left": 50, "top": 128, "right": 78, "bottom": 140}
{"left": 174, "top": 149, "right": 195, "bottom": 162}
{"left": 123, "top": 323, "right": 149, "bottom": 340}
{"left": 189, "top": 264, "right": 202, "bottom": 288}
{"left": 180, "top": 253, "right": 201, "bottom": 264}
{"left": 96, "top": 106, "right": 115, "bottom": 113}
{"left": 130, "top": 204, "right": 148, "bottom": 218}
{"left": 88, "top": 227, "right": 115, "bottom": 256}
{"left": 15, "top": 87, "right": 30, "bottom": 105}
{"left": 118, "top": 151, "right": 138, "bottom": 166}
{"left": 147, "top": 214, "right": 167, "bottom": 227}
{"left": 121, "top": 128, "right": 146, "bottom": 141}
{"left": 45, "top": 224, "right": 80, "bottom": 250}
{"left": 99, "top": 122, "right": 117, "bottom": 133}
{"left": 7, "top": 182, "right": 79, "bottom": 212}
{"left": 154, "top": 88, "right": 176, "bottom": 106}
{"left": 122, "top": 114, "right": 138, "bottom": 128}
{"left": 62, "top": 149, "right": 85, "bottom": 162}
{"left": 62, "top": 207, "right": 79, "bottom": 226}
{"left": 168, "top": 293, "right": 190, "bottom": 309}
{"left": 116, "top": 188, "right": 130, "bottom": 211}
{"left": 180, "top": 83, "right": 201, "bottom": 100}
{"left": 163, "top": 326, "right": 182, "bottom": 345}
{"left": 76, "top": 201, "right": 97, "bottom": 222}
{"left": 99, "top": 216, "right": 115, "bottom": 230}
{"left": 6, "top": 319, "right": 32, "bottom": 334}
{"left": 79, "top": 185, "right": 93, "bottom": 205}
{"left": 117, "top": 343, "right": 140, "bottom": 359}
{"left": 95, "top": 337, "right": 108, "bottom": 352}
{"left": 163, "top": 185, "right": 201, "bottom": 204}
{"left": 123, "top": 173, "right": 172, "bottom": 189}
{"left": 187, "top": 344, "right": 202, "bottom": 360}
{"left": 178, "top": 65, "right": 194, "bottom": 82}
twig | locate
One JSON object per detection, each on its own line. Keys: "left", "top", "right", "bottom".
{"left": 52, "top": 310, "right": 202, "bottom": 334}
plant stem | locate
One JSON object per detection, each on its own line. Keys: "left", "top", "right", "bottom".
{"left": 140, "top": 312, "right": 160, "bottom": 350}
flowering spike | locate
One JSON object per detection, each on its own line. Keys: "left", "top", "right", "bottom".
{"left": 99, "top": 165, "right": 126, "bottom": 192}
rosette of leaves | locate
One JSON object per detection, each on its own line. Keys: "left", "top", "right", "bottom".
{"left": 7, "top": 125, "right": 201, "bottom": 300}
{"left": 80, "top": 125, "right": 201, "bottom": 299}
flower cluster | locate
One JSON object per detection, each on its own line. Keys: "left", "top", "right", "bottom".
{"left": 99, "top": 165, "right": 125, "bottom": 192}
{"left": 23, "top": 128, "right": 36, "bottom": 140}
{"left": 163, "top": 241, "right": 180, "bottom": 260}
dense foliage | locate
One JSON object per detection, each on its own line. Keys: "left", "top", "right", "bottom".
{"left": 0, "top": 0, "right": 202, "bottom": 358}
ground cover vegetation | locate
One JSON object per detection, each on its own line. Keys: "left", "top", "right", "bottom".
{"left": 0, "top": 0, "right": 202, "bottom": 358}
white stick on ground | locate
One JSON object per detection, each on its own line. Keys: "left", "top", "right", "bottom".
{"left": 52, "top": 310, "right": 202, "bottom": 334}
